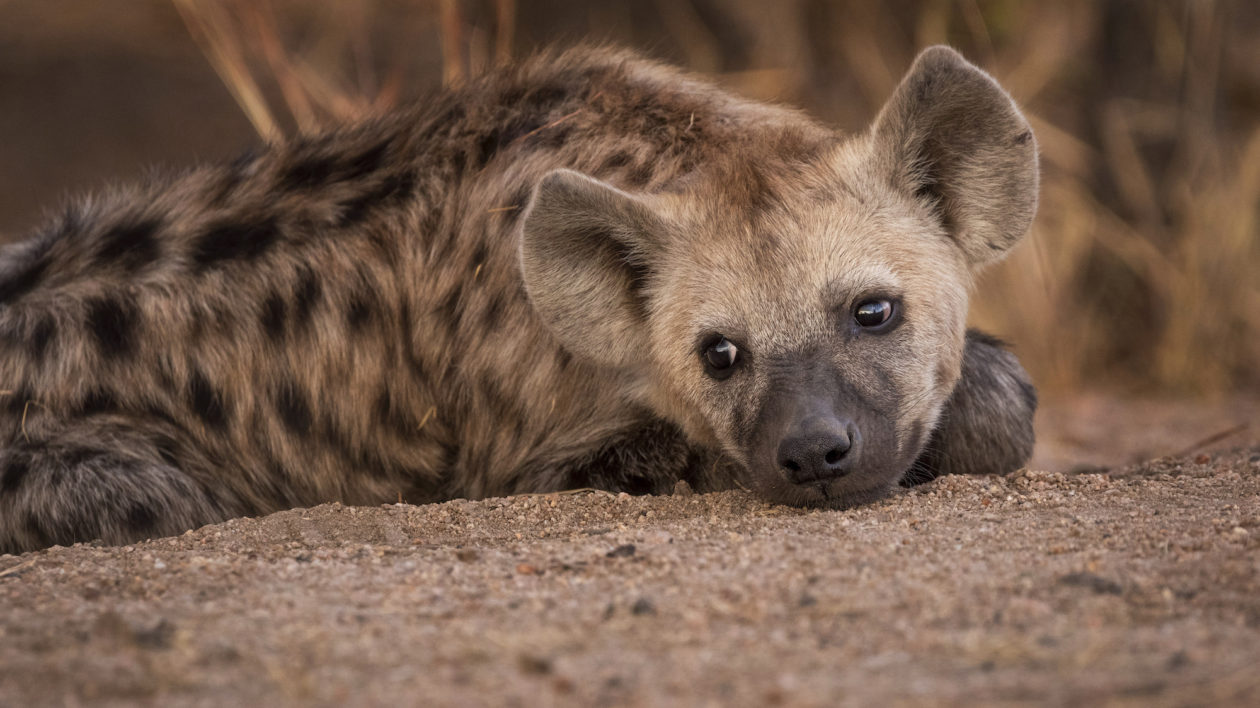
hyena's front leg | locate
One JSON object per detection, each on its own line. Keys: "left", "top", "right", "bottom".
{"left": 903, "top": 329, "right": 1037, "bottom": 485}
{"left": 0, "top": 420, "right": 243, "bottom": 554}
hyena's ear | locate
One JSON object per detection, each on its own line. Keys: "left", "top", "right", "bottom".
{"left": 870, "top": 46, "right": 1039, "bottom": 267}
{"left": 519, "top": 169, "right": 665, "bottom": 368}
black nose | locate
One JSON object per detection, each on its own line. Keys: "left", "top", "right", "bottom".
{"left": 777, "top": 420, "right": 857, "bottom": 484}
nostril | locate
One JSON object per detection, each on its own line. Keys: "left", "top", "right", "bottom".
{"left": 823, "top": 447, "right": 845, "bottom": 465}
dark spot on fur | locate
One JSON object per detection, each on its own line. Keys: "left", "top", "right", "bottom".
{"left": 344, "top": 140, "right": 391, "bottom": 180}
{"left": 193, "top": 217, "right": 280, "bottom": 270}
{"left": 281, "top": 154, "right": 338, "bottom": 190}
{"left": 125, "top": 504, "right": 158, "bottom": 533}
{"left": 555, "top": 350, "right": 573, "bottom": 373}
{"left": 188, "top": 369, "right": 229, "bottom": 429}
{"left": 86, "top": 295, "right": 139, "bottom": 359}
{"left": 29, "top": 315, "right": 55, "bottom": 360}
{"left": 95, "top": 218, "right": 161, "bottom": 271}
{"left": 0, "top": 254, "right": 49, "bottom": 304}
{"left": 346, "top": 295, "right": 374, "bottom": 330}
{"left": 79, "top": 388, "right": 119, "bottom": 416}
{"left": 1015, "top": 131, "right": 1031, "bottom": 145}
{"left": 276, "top": 379, "right": 313, "bottom": 435}
{"left": 337, "top": 171, "right": 417, "bottom": 226}
{"left": 2, "top": 456, "right": 30, "bottom": 493}
{"left": 261, "top": 292, "right": 287, "bottom": 341}
{"left": 601, "top": 151, "right": 632, "bottom": 171}
{"left": 475, "top": 116, "right": 548, "bottom": 167}
{"left": 292, "top": 268, "right": 322, "bottom": 330}
{"left": 373, "top": 389, "right": 416, "bottom": 437}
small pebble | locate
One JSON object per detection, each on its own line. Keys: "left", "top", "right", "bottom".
{"left": 631, "top": 597, "right": 656, "bottom": 615}
{"left": 606, "top": 544, "right": 636, "bottom": 558}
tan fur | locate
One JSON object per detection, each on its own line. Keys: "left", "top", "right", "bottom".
{"left": 0, "top": 45, "right": 1038, "bottom": 553}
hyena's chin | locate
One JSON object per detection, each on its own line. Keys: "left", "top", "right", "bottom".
{"left": 743, "top": 462, "right": 902, "bottom": 510}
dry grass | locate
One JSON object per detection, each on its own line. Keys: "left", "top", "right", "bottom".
{"left": 172, "top": 0, "right": 1259, "bottom": 398}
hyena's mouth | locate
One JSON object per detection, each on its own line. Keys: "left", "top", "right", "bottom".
{"left": 744, "top": 462, "right": 898, "bottom": 509}
{"left": 802, "top": 475, "right": 896, "bottom": 509}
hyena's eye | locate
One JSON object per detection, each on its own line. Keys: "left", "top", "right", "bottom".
{"left": 702, "top": 337, "right": 740, "bottom": 379}
{"left": 854, "top": 299, "right": 895, "bottom": 329}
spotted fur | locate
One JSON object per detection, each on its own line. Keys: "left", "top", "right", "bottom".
{"left": 0, "top": 46, "right": 1038, "bottom": 553}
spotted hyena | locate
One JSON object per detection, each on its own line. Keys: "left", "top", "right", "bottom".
{"left": 0, "top": 45, "right": 1037, "bottom": 554}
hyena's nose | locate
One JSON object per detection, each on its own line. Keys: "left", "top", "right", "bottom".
{"left": 777, "top": 418, "right": 857, "bottom": 484}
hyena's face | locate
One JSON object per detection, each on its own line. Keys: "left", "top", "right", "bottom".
{"left": 520, "top": 46, "right": 1039, "bottom": 506}
{"left": 639, "top": 181, "right": 972, "bottom": 507}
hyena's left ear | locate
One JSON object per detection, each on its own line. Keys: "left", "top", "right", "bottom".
{"left": 870, "top": 46, "right": 1039, "bottom": 267}
{"left": 519, "top": 169, "right": 665, "bottom": 368}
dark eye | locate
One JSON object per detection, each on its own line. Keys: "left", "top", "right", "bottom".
{"left": 854, "top": 299, "right": 894, "bottom": 329}
{"left": 703, "top": 337, "right": 739, "bottom": 379}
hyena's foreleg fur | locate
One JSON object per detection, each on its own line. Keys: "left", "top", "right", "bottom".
{"left": 904, "top": 329, "right": 1038, "bottom": 484}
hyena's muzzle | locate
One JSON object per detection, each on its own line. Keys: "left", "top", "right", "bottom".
{"left": 746, "top": 356, "right": 909, "bottom": 507}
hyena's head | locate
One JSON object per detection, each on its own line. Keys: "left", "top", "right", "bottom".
{"left": 519, "top": 47, "right": 1038, "bottom": 507}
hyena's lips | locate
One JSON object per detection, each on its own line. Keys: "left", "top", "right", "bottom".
{"left": 745, "top": 461, "right": 900, "bottom": 510}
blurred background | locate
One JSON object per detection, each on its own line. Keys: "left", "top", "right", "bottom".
{"left": 1, "top": 0, "right": 1257, "bottom": 465}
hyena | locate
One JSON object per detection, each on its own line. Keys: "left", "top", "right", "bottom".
{"left": 0, "top": 45, "right": 1037, "bottom": 554}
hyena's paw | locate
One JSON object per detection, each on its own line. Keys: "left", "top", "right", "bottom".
{"left": 0, "top": 425, "right": 236, "bottom": 554}
{"left": 903, "top": 329, "right": 1037, "bottom": 484}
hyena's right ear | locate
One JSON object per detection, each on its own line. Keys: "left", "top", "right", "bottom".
{"left": 869, "top": 46, "right": 1039, "bottom": 267}
{"left": 519, "top": 169, "right": 665, "bottom": 368}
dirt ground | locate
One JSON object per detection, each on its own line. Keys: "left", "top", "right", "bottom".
{"left": 1, "top": 399, "right": 1258, "bottom": 707}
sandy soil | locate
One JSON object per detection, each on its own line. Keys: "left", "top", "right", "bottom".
{"left": 2, "top": 399, "right": 1258, "bottom": 707}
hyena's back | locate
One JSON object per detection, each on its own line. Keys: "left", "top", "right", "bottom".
{"left": 0, "top": 48, "right": 823, "bottom": 553}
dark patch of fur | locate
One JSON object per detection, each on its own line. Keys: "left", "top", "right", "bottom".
{"left": 260, "top": 292, "right": 287, "bottom": 341}
{"left": 292, "top": 268, "right": 322, "bottom": 331}
{"left": 337, "top": 171, "right": 417, "bottom": 227}
{"left": 125, "top": 504, "right": 159, "bottom": 533}
{"left": 193, "top": 218, "right": 281, "bottom": 270}
{"left": 188, "top": 369, "right": 229, "bottom": 430}
{"left": 281, "top": 154, "right": 338, "bottom": 191}
{"left": 346, "top": 294, "right": 375, "bottom": 331}
{"left": 1, "top": 456, "right": 31, "bottom": 494}
{"left": 0, "top": 254, "right": 50, "bottom": 304}
{"left": 78, "top": 388, "right": 120, "bottom": 416}
{"left": 86, "top": 295, "right": 140, "bottom": 359}
{"left": 29, "top": 315, "right": 56, "bottom": 360}
{"left": 276, "top": 379, "right": 313, "bottom": 435}
{"left": 95, "top": 218, "right": 161, "bottom": 272}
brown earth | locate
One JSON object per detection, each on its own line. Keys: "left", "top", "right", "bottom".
{"left": 1, "top": 400, "right": 1258, "bottom": 707}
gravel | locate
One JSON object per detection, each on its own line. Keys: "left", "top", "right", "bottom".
{"left": 2, "top": 444, "right": 1258, "bottom": 706}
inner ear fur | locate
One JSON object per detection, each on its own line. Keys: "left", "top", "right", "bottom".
{"left": 518, "top": 169, "right": 665, "bottom": 367}
{"left": 871, "top": 45, "right": 1039, "bottom": 267}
